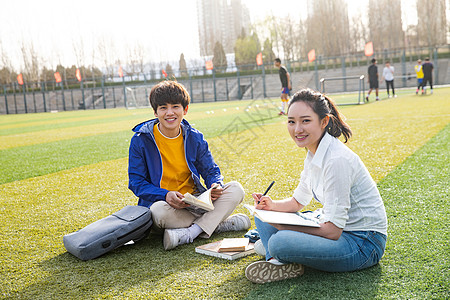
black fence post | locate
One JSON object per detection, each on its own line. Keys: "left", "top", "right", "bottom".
{"left": 213, "top": 68, "right": 217, "bottom": 101}
{"left": 13, "top": 82, "right": 18, "bottom": 114}
{"left": 201, "top": 79, "right": 205, "bottom": 102}
{"left": 189, "top": 72, "right": 194, "bottom": 103}
{"left": 69, "top": 89, "right": 73, "bottom": 110}
{"left": 3, "top": 85, "right": 9, "bottom": 114}
{"left": 102, "top": 75, "right": 106, "bottom": 109}
{"left": 81, "top": 79, "right": 86, "bottom": 110}
{"left": 32, "top": 89, "right": 36, "bottom": 113}
{"left": 22, "top": 82, "right": 27, "bottom": 114}
{"left": 225, "top": 77, "right": 229, "bottom": 100}
{"left": 112, "top": 86, "right": 116, "bottom": 108}
{"left": 41, "top": 82, "right": 47, "bottom": 112}
{"left": 341, "top": 57, "right": 347, "bottom": 92}
{"left": 122, "top": 76, "right": 127, "bottom": 108}
{"left": 237, "top": 67, "right": 241, "bottom": 99}
{"left": 434, "top": 48, "right": 439, "bottom": 85}
{"left": 61, "top": 81, "right": 66, "bottom": 111}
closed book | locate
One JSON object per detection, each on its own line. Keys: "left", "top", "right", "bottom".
{"left": 218, "top": 238, "right": 249, "bottom": 252}
{"left": 195, "top": 240, "right": 255, "bottom": 260}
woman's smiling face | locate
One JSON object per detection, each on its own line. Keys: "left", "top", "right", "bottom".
{"left": 287, "top": 101, "right": 329, "bottom": 154}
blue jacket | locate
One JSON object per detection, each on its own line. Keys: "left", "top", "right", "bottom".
{"left": 128, "top": 118, "right": 223, "bottom": 207}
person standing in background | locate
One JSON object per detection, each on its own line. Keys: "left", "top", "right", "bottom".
{"left": 414, "top": 59, "right": 424, "bottom": 95}
{"left": 422, "top": 57, "right": 434, "bottom": 95}
{"left": 366, "top": 58, "right": 379, "bottom": 102}
{"left": 382, "top": 61, "right": 396, "bottom": 98}
{"left": 274, "top": 58, "right": 291, "bottom": 115}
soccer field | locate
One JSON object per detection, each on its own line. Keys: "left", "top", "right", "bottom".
{"left": 1, "top": 88, "right": 449, "bottom": 299}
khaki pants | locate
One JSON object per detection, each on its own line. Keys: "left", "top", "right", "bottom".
{"left": 150, "top": 181, "right": 245, "bottom": 237}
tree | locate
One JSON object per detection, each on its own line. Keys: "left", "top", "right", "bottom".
{"left": 262, "top": 38, "right": 276, "bottom": 64}
{"left": 234, "top": 31, "right": 261, "bottom": 68}
{"left": 349, "top": 13, "right": 369, "bottom": 53}
{"left": 97, "top": 36, "right": 115, "bottom": 80}
{"left": 0, "top": 41, "right": 16, "bottom": 85}
{"left": 20, "top": 40, "right": 41, "bottom": 84}
{"left": 417, "top": 0, "right": 447, "bottom": 47}
{"left": 40, "top": 66, "right": 54, "bottom": 83}
{"left": 212, "top": 41, "right": 227, "bottom": 72}
{"left": 307, "top": 0, "right": 350, "bottom": 56}
{"left": 165, "top": 63, "right": 174, "bottom": 77}
{"left": 179, "top": 53, "right": 188, "bottom": 77}
{"left": 368, "top": 0, "right": 404, "bottom": 50}
{"left": 127, "top": 42, "right": 145, "bottom": 80}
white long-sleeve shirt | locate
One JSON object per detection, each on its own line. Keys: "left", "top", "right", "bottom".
{"left": 383, "top": 66, "right": 395, "bottom": 81}
{"left": 293, "top": 132, "right": 388, "bottom": 235}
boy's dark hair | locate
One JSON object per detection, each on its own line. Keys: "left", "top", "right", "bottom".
{"left": 274, "top": 58, "right": 281, "bottom": 64}
{"left": 371, "top": 58, "right": 376, "bottom": 63}
{"left": 425, "top": 57, "right": 430, "bottom": 61}
{"left": 149, "top": 80, "right": 190, "bottom": 112}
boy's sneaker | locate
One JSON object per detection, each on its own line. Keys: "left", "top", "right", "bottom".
{"left": 163, "top": 228, "right": 193, "bottom": 250}
{"left": 394, "top": 94, "right": 397, "bottom": 98}
{"left": 254, "top": 239, "right": 266, "bottom": 256}
{"left": 245, "top": 260, "right": 304, "bottom": 284}
{"left": 430, "top": 89, "right": 433, "bottom": 94}
{"left": 215, "top": 213, "right": 251, "bottom": 233}
{"left": 376, "top": 97, "right": 380, "bottom": 101}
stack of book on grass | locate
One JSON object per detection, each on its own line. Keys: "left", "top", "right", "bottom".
{"left": 195, "top": 238, "right": 255, "bottom": 260}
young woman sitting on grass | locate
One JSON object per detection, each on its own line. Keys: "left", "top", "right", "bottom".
{"left": 245, "top": 89, "right": 388, "bottom": 284}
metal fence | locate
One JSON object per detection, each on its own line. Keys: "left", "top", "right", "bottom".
{"left": 2, "top": 45, "right": 449, "bottom": 114}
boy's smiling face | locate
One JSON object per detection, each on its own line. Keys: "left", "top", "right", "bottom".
{"left": 154, "top": 103, "right": 188, "bottom": 138}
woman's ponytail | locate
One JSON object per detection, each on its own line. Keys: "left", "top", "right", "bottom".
{"left": 324, "top": 96, "right": 352, "bottom": 143}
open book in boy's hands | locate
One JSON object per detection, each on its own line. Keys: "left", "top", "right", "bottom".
{"left": 244, "top": 204, "right": 320, "bottom": 227}
{"left": 182, "top": 187, "right": 215, "bottom": 211}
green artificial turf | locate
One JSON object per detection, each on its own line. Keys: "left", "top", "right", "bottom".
{"left": 0, "top": 88, "right": 449, "bottom": 299}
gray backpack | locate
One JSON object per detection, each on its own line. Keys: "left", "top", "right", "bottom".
{"left": 63, "top": 205, "right": 152, "bottom": 260}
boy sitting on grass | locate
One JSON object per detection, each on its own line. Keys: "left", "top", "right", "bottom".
{"left": 128, "top": 80, "right": 250, "bottom": 250}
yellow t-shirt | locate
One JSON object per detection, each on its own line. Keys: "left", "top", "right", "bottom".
{"left": 153, "top": 124, "right": 196, "bottom": 194}
{"left": 415, "top": 65, "right": 424, "bottom": 79}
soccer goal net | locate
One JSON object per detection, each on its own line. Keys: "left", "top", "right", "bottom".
{"left": 125, "top": 86, "right": 151, "bottom": 109}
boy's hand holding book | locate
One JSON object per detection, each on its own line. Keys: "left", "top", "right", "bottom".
{"left": 210, "top": 183, "right": 223, "bottom": 201}
{"left": 166, "top": 191, "right": 190, "bottom": 209}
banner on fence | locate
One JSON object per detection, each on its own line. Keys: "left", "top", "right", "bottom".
{"left": 118, "top": 66, "right": 124, "bottom": 78}
{"left": 256, "top": 52, "right": 263, "bottom": 66}
{"left": 365, "top": 42, "right": 374, "bottom": 57}
{"left": 54, "top": 72, "right": 62, "bottom": 83}
{"left": 17, "top": 74, "right": 24, "bottom": 85}
{"left": 308, "top": 49, "right": 316, "bottom": 62}
{"left": 162, "top": 69, "right": 167, "bottom": 78}
{"left": 76, "top": 68, "right": 82, "bottom": 82}
{"left": 205, "top": 60, "right": 213, "bottom": 70}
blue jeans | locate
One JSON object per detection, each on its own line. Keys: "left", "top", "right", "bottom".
{"left": 255, "top": 218, "right": 386, "bottom": 272}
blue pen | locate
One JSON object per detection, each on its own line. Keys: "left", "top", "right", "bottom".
{"left": 258, "top": 181, "right": 275, "bottom": 204}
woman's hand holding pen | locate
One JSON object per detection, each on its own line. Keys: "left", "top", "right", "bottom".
{"left": 252, "top": 193, "right": 274, "bottom": 210}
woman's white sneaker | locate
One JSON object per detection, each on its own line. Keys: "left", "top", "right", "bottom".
{"left": 245, "top": 261, "right": 304, "bottom": 284}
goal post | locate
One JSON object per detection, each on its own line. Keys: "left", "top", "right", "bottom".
{"left": 320, "top": 75, "right": 366, "bottom": 105}
{"left": 125, "top": 86, "right": 151, "bottom": 109}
